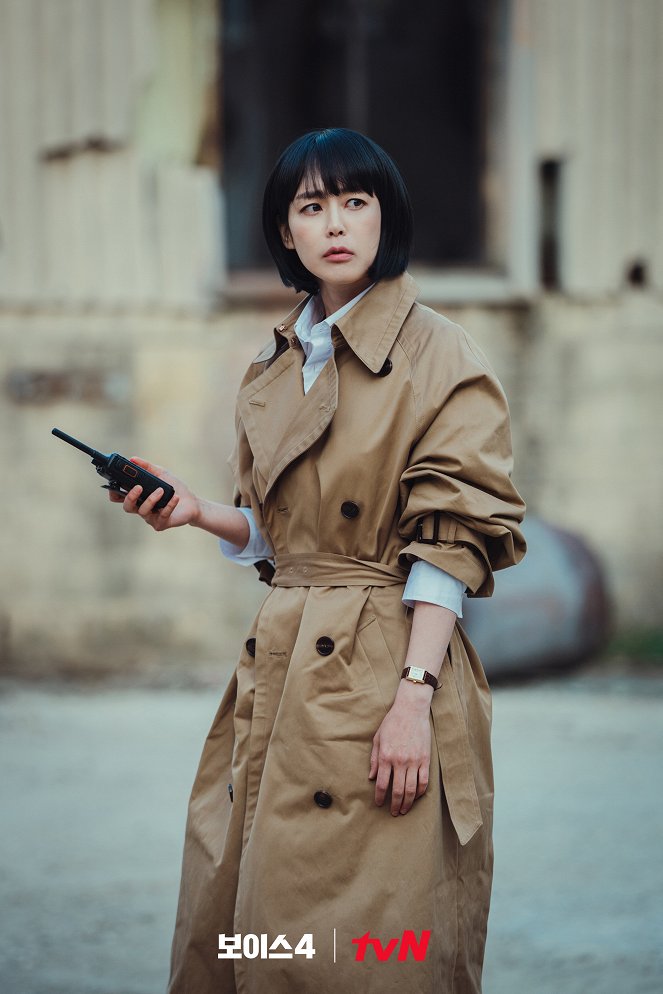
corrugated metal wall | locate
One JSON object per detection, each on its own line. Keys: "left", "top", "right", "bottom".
{"left": 0, "top": 0, "right": 221, "bottom": 309}
{"left": 0, "top": 0, "right": 661, "bottom": 308}
{"left": 532, "top": 0, "right": 663, "bottom": 294}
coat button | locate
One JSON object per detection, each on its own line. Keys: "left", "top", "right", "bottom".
{"left": 377, "top": 357, "right": 392, "bottom": 376}
{"left": 245, "top": 637, "right": 256, "bottom": 657}
{"left": 314, "top": 790, "right": 333, "bottom": 808}
{"left": 341, "top": 500, "right": 360, "bottom": 519}
{"left": 316, "top": 636, "right": 335, "bottom": 656}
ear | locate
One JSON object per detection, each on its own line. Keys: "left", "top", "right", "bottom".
{"left": 280, "top": 224, "right": 294, "bottom": 250}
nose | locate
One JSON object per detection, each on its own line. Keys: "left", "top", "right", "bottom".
{"left": 327, "top": 202, "right": 345, "bottom": 236}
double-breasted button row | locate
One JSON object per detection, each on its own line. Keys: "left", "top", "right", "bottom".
{"left": 314, "top": 790, "right": 333, "bottom": 808}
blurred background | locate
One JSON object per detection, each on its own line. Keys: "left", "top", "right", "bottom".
{"left": 1, "top": 1, "right": 662, "bottom": 992}
{"left": 2, "top": 0, "right": 662, "bottom": 676}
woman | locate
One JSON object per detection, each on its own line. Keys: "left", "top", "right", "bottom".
{"left": 113, "top": 129, "right": 526, "bottom": 993}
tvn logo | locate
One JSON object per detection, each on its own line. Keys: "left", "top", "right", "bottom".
{"left": 351, "top": 929, "right": 431, "bottom": 962}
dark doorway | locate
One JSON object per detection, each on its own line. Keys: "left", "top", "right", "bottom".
{"left": 222, "top": 0, "right": 494, "bottom": 270}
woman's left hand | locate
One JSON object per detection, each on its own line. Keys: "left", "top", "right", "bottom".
{"left": 369, "top": 686, "right": 432, "bottom": 816}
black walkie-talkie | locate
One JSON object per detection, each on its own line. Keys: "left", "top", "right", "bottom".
{"left": 52, "top": 428, "right": 175, "bottom": 510}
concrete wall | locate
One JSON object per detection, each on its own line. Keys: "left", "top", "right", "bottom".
{"left": 522, "top": 291, "right": 663, "bottom": 627}
{"left": 1, "top": 307, "right": 268, "bottom": 676}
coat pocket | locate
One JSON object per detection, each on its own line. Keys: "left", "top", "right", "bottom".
{"left": 355, "top": 616, "right": 402, "bottom": 714}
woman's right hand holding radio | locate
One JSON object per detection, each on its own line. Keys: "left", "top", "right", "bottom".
{"left": 108, "top": 457, "right": 197, "bottom": 532}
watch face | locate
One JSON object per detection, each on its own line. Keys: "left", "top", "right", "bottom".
{"left": 408, "top": 666, "right": 426, "bottom": 682}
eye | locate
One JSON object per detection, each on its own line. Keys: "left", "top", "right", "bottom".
{"left": 346, "top": 197, "right": 366, "bottom": 208}
{"left": 300, "top": 202, "right": 322, "bottom": 214}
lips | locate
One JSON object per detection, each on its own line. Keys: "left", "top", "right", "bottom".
{"left": 324, "top": 246, "right": 354, "bottom": 258}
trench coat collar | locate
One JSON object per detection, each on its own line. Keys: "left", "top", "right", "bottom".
{"left": 332, "top": 271, "right": 419, "bottom": 373}
{"left": 268, "top": 270, "right": 420, "bottom": 373}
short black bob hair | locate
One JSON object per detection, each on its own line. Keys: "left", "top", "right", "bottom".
{"left": 262, "top": 128, "right": 413, "bottom": 296}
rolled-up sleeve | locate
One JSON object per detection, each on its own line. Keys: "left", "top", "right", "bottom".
{"left": 402, "top": 560, "right": 466, "bottom": 615}
{"left": 397, "top": 330, "right": 526, "bottom": 597}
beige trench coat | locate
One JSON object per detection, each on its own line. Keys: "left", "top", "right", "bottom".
{"left": 168, "top": 272, "right": 526, "bottom": 994}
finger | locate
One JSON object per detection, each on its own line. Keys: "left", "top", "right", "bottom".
{"left": 415, "top": 761, "right": 430, "bottom": 799}
{"left": 390, "top": 766, "right": 406, "bottom": 817}
{"left": 129, "top": 456, "right": 166, "bottom": 476}
{"left": 138, "top": 487, "right": 164, "bottom": 518}
{"left": 123, "top": 485, "right": 143, "bottom": 512}
{"left": 108, "top": 490, "right": 124, "bottom": 503}
{"left": 399, "top": 766, "right": 420, "bottom": 815}
{"left": 368, "top": 735, "right": 379, "bottom": 780}
{"left": 157, "top": 493, "right": 179, "bottom": 519}
{"left": 374, "top": 761, "right": 392, "bottom": 807}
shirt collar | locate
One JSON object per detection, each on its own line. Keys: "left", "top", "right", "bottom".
{"left": 294, "top": 284, "right": 375, "bottom": 344}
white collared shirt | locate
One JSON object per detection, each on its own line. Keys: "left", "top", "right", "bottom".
{"left": 221, "top": 286, "right": 466, "bottom": 617}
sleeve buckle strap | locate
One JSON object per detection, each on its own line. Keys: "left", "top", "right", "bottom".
{"left": 415, "top": 511, "right": 442, "bottom": 545}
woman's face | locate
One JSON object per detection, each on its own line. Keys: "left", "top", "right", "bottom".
{"left": 281, "top": 176, "right": 381, "bottom": 301}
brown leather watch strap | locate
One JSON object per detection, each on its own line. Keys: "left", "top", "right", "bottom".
{"left": 401, "top": 666, "right": 440, "bottom": 690}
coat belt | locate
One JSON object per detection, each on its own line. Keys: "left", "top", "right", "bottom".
{"left": 272, "top": 552, "right": 408, "bottom": 587}
{"left": 271, "top": 552, "right": 483, "bottom": 847}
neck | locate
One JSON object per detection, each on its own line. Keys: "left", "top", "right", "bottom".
{"left": 318, "top": 277, "right": 372, "bottom": 317}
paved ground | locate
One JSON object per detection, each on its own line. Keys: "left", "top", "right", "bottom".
{"left": 1, "top": 668, "right": 662, "bottom": 994}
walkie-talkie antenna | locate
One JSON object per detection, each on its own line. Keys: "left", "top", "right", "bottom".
{"left": 52, "top": 428, "right": 105, "bottom": 462}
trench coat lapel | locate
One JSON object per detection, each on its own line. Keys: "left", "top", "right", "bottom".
{"left": 236, "top": 342, "right": 338, "bottom": 502}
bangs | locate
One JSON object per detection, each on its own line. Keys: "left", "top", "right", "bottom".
{"left": 297, "top": 138, "right": 378, "bottom": 203}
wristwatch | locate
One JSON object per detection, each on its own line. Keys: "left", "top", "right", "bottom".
{"left": 401, "top": 666, "right": 439, "bottom": 691}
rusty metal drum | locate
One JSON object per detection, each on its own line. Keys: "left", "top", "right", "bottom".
{"left": 463, "top": 516, "right": 610, "bottom": 677}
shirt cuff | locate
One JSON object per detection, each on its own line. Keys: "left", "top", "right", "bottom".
{"left": 219, "top": 507, "right": 274, "bottom": 566}
{"left": 402, "top": 559, "right": 466, "bottom": 616}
